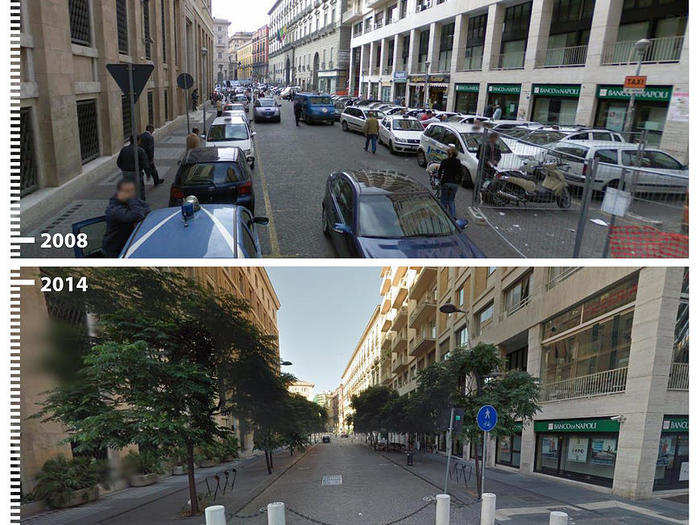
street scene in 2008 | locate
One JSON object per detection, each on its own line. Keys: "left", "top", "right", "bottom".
{"left": 16, "top": 0, "right": 689, "bottom": 259}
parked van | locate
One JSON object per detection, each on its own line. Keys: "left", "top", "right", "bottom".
{"left": 293, "top": 93, "right": 336, "bottom": 124}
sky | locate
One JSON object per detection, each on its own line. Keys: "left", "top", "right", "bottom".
{"left": 212, "top": 0, "right": 271, "bottom": 34}
{"left": 266, "top": 267, "right": 382, "bottom": 395}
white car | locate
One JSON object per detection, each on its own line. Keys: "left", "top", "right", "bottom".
{"left": 445, "top": 114, "right": 490, "bottom": 125}
{"left": 417, "top": 122, "right": 524, "bottom": 186}
{"left": 340, "top": 106, "right": 386, "bottom": 133}
{"left": 205, "top": 115, "right": 256, "bottom": 168}
{"left": 378, "top": 116, "right": 424, "bottom": 154}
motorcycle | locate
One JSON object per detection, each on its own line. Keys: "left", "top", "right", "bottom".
{"left": 480, "top": 160, "right": 572, "bottom": 209}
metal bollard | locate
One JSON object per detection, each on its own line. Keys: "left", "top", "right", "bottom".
{"left": 267, "top": 501, "right": 286, "bottom": 525}
{"left": 204, "top": 505, "right": 227, "bottom": 525}
{"left": 480, "top": 493, "right": 496, "bottom": 525}
{"left": 549, "top": 510, "right": 568, "bottom": 524}
{"left": 435, "top": 493, "right": 450, "bottom": 525}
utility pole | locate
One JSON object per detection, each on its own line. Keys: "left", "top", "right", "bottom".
{"left": 442, "top": 407, "right": 455, "bottom": 494}
{"left": 622, "top": 39, "right": 651, "bottom": 137}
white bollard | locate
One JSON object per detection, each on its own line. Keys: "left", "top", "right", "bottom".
{"left": 204, "top": 505, "right": 227, "bottom": 525}
{"left": 480, "top": 493, "right": 496, "bottom": 525}
{"left": 549, "top": 510, "right": 568, "bottom": 524}
{"left": 435, "top": 493, "right": 450, "bottom": 525}
{"left": 267, "top": 501, "right": 286, "bottom": 525}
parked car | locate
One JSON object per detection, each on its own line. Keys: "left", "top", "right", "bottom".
{"left": 252, "top": 97, "right": 281, "bottom": 122}
{"left": 545, "top": 140, "right": 688, "bottom": 194}
{"left": 233, "top": 93, "right": 249, "bottom": 111}
{"left": 321, "top": 170, "right": 484, "bottom": 258}
{"left": 445, "top": 114, "right": 490, "bottom": 125}
{"left": 378, "top": 116, "right": 424, "bottom": 154}
{"left": 205, "top": 115, "right": 256, "bottom": 168}
{"left": 71, "top": 202, "right": 268, "bottom": 258}
{"left": 340, "top": 106, "right": 386, "bottom": 133}
{"left": 485, "top": 119, "right": 541, "bottom": 132}
{"left": 294, "top": 93, "right": 336, "bottom": 124}
{"left": 168, "top": 146, "right": 254, "bottom": 212}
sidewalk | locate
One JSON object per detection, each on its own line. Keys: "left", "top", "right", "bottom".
{"left": 377, "top": 449, "right": 689, "bottom": 524}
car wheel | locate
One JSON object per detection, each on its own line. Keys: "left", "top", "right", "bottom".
{"left": 556, "top": 187, "right": 572, "bottom": 209}
{"left": 341, "top": 121, "right": 348, "bottom": 132}
{"left": 417, "top": 149, "right": 427, "bottom": 167}
{"left": 322, "top": 206, "right": 331, "bottom": 237}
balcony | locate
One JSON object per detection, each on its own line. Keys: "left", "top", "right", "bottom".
{"left": 667, "top": 362, "right": 688, "bottom": 391}
{"left": 392, "top": 267, "right": 407, "bottom": 286}
{"left": 409, "top": 267, "right": 437, "bottom": 300}
{"left": 501, "top": 295, "right": 530, "bottom": 320}
{"left": 391, "top": 306, "right": 407, "bottom": 331}
{"left": 342, "top": 8, "right": 363, "bottom": 24}
{"left": 540, "top": 44, "right": 588, "bottom": 67}
{"left": 601, "top": 35, "right": 685, "bottom": 65}
{"left": 381, "top": 332, "right": 394, "bottom": 351}
{"left": 380, "top": 277, "right": 391, "bottom": 295}
{"left": 392, "top": 330, "right": 408, "bottom": 353}
{"left": 367, "top": 0, "right": 391, "bottom": 8}
{"left": 381, "top": 297, "right": 391, "bottom": 314}
{"left": 392, "top": 283, "right": 408, "bottom": 309}
{"left": 493, "top": 51, "right": 525, "bottom": 70}
{"left": 381, "top": 316, "right": 393, "bottom": 332}
{"left": 409, "top": 297, "right": 436, "bottom": 328}
{"left": 391, "top": 352, "right": 409, "bottom": 373}
{"left": 410, "top": 327, "right": 437, "bottom": 357}
{"left": 541, "top": 367, "right": 628, "bottom": 402}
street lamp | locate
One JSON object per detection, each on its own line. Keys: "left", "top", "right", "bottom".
{"left": 439, "top": 303, "right": 465, "bottom": 315}
{"left": 622, "top": 38, "right": 651, "bottom": 136}
{"left": 280, "top": 360, "right": 293, "bottom": 366}
{"left": 423, "top": 60, "right": 430, "bottom": 108}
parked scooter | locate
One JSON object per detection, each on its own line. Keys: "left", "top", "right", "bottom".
{"left": 480, "top": 160, "right": 572, "bottom": 208}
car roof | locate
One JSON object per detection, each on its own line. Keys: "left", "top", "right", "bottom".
{"left": 561, "top": 140, "right": 624, "bottom": 147}
{"left": 426, "top": 122, "right": 475, "bottom": 133}
{"left": 181, "top": 146, "right": 242, "bottom": 164}
{"left": 340, "top": 170, "right": 427, "bottom": 195}
{"left": 386, "top": 115, "right": 419, "bottom": 121}
{"left": 211, "top": 115, "right": 247, "bottom": 125}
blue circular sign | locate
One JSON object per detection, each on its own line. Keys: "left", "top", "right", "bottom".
{"left": 477, "top": 405, "right": 498, "bottom": 432}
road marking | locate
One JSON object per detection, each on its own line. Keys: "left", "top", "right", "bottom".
{"left": 578, "top": 500, "right": 688, "bottom": 524}
{"left": 321, "top": 474, "right": 342, "bottom": 486}
{"left": 253, "top": 135, "right": 281, "bottom": 257}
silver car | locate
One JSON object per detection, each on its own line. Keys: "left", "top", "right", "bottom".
{"left": 253, "top": 98, "right": 281, "bottom": 123}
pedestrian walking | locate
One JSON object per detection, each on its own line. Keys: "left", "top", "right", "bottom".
{"left": 484, "top": 104, "right": 494, "bottom": 118}
{"left": 293, "top": 97, "right": 303, "bottom": 126}
{"left": 191, "top": 88, "right": 199, "bottom": 112}
{"left": 138, "top": 125, "right": 164, "bottom": 186}
{"left": 492, "top": 103, "right": 502, "bottom": 120}
{"left": 363, "top": 113, "right": 379, "bottom": 154}
{"left": 216, "top": 98, "right": 223, "bottom": 117}
{"left": 186, "top": 128, "right": 202, "bottom": 150}
{"left": 102, "top": 178, "right": 150, "bottom": 257}
{"left": 437, "top": 144, "right": 461, "bottom": 218}
{"left": 477, "top": 132, "right": 502, "bottom": 179}
{"left": 116, "top": 136, "right": 149, "bottom": 200}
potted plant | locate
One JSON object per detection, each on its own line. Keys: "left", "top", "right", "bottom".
{"left": 32, "top": 455, "right": 107, "bottom": 509}
{"left": 122, "top": 450, "right": 162, "bottom": 487}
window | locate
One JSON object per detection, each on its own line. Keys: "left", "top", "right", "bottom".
{"left": 143, "top": 0, "right": 152, "bottom": 60}
{"left": 240, "top": 223, "right": 258, "bottom": 256}
{"left": 121, "top": 94, "right": 131, "bottom": 141}
{"left": 455, "top": 325, "right": 469, "bottom": 348}
{"left": 161, "top": 0, "right": 167, "bottom": 60}
{"left": 76, "top": 99, "right": 100, "bottom": 163}
{"left": 620, "top": 150, "right": 684, "bottom": 170}
{"left": 147, "top": 91, "right": 154, "bottom": 125}
{"left": 504, "top": 272, "right": 531, "bottom": 315}
{"left": 506, "top": 347, "right": 528, "bottom": 371}
{"left": 594, "top": 149, "right": 618, "bottom": 164}
{"left": 438, "top": 23, "right": 454, "bottom": 71}
{"left": 19, "top": 107, "right": 38, "bottom": 197}
{"left": 69, "top": 0, "right": 92, "bottom": 46}
{"left": 116, "top": 0, "right": 128, "bottom": 54}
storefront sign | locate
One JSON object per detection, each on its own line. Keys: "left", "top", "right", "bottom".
{"left": 393, "top": 71, "right": 407, "bottom": 82}
{"left": 567, "top": 437, "right": 589, "bottom": 462}
{"left": 456, "top": 83, "right": 479, "bottom": 93}
{"left": 534, "top": 418, "right": 620, "bottom": 433}
{"left": 662, "top": 416, "right": 688, "bottom": 432}
{"left": 488, "top": 83, "right": 521, "bottom": 95}
{"left": 596, "top": 85, "right": 672, "bottom": 102}
{"left": 532, "top": 84, "right": 581, "bottom": 98}
{"left": 407, "top": 74, "right": 450, "bottom": 84}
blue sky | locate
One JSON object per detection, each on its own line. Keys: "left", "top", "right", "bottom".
{"left": 266, "top": 267, "right": 382, "bottom": 394}
{"left": 212, "top": 1, "right": 270, "bottom": 33}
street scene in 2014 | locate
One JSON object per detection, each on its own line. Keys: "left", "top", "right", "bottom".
{"left": 17, "top": 0, "right": 689, "bottom": 259}
{"left": 18, "top": 266, "right": 688, "bottom": 524}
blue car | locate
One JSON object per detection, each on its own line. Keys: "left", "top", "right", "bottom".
{"left": 71, "top": 201, "right": 268, "bottom": 258}
{"left": 294, "top": 92, "right": 335, "bottom": 124}
{"left": 321, "top": 170, "right": 484, "bottom": 258}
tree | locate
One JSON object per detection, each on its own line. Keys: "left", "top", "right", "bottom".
{"left": 35, "top": 269, "right": 283, "bottom": 515}
{"left": 348, "top": 385, "right": 397, "bottom": 444}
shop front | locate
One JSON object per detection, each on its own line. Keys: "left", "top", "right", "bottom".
{"left": 535, "top": 418, "right": 621, "bottom": 487}
{"left": 370, "top": 82, "right": 379, "bottom": 100}
{"left": 594, "top": 85, "right": 673, "bottom": 146}
{"left": 487, "top": 84, "right": 521, "bottom": 119}
{"left": 531, "top": 84, "right": 581, "bottom": 126}
{"left": 654, "top": 415, "right": 688, "bottom": 491}
{"left": 408, "top": 75, "right": 450, "bottom": 110}
{"left": 393, "top": 72, "right": 407, "bottom": 105}
{"left": 496, "top": 423, "right": 522, "bottom": 468}
{"left": 381, "top": 82, "right": 392, "bottom": 102}
{"left": 454, "top": 83, "right": 480, "bottom": 114}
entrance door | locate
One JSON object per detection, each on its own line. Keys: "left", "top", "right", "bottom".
{"left": 313, "top": 53, "right": 320, "bottom": 91}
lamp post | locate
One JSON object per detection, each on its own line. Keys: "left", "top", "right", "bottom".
{"left": 201, "top": 47, "right": 208, "bottom": 131}
{"left": 622, "top": 38, "right": 651, "bottom": 137}
{"left": 424, "top": 59, "right": 431, "bottom": 108}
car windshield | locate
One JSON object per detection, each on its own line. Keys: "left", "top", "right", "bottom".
{"left": 620, "top": 150, "right": 684, "bottom": 170}
{"left": 524, "top": 131, "right": 566, "bottom": 145}
{"left": 392, "top": 119, "right": 423, "bottom": 131}
{"left": 445, "top": 115, "right": 466, "bottom": 122}
{"left": 230, "top": 104, "right": 245, "bottom": 111}
{"left": 502, "top": 128, "right": 531, "bottom": 139}
{"left": 310, "top": 96, "right": 332, "bottom": 105}
{"left": 258, "top": 99, "right": 276, "bottom": 107}
{"left": 367, "top": 110, "right": 385, "bottom": 119}
{"left": 460, "top": 133, "right": 512, "bottom": 154}
{"left": 208, "top": 123, "right": 249, "bottom": 141}
{"left": 358, "top": 193, "right": 457, "bottom": 238}
{"left": 180, "top": 162, "right": 247, "bottom": 185}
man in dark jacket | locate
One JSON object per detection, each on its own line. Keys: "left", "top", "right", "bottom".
{"left": 191, "top": 88, "right": 199, "bottom": 111}
{"left": 437, "top": 145, "right": 461, "bottom": 218}
{"left": 116, "top": 136, "right": 149, "bottom": 199}
{"left": 293, "top": 98, "right": 303, "bottom": 126}
{"left": 102, "top": 179, "right": 150, "bottom": 257}
{"left": 138, "top": 125, "right": 164, "bottom": 186}
{"left": 477, "top": 132, "right": 502, "bottom": 179}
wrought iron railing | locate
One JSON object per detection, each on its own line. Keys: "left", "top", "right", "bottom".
{"left": 667, "top": 362, "right": 688, "bottom": 391}
{"left": 601, "top": 35, "right": 685, "bottom": 65}
{"left": 494, "top": 51, "right": 525, "bottom": 70}
{"left": 542, "top": 44, "right": 588, "bottom": 67}
{"left": 541, "top": 367, "right": 628, "bottom": 402}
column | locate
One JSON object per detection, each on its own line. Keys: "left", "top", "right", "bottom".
{"left": 482, "top": 3, "right": 505, "bottom": 71}
{"left": 407, "top": 28, "right": 418, "bottom": 74}
{"left": 390, "top": 34, "right": 401, "bottom": 101}
{"left": 612, "top": 268, "right": 684, "bottom": 499}
{"left": 659, "top": 22, "right": 689, "bottom": 161}
{"left": 348, "top": 46, "right": 356, "bottom": 95}
{"left": 379, "top": 38, "right": 388, "bottom": 76}
{"left": 524, "top": 0, "right": 553, "bottom": 70}
{"left": 368, "top": 41, "right": 376, "bottom": 77}
{"left": 359, "top": 44, "right": 366, "bottom": 96}
{"left": 576, "top": 0, "right": 624, "bottom": 125}
{"left": 518, "top": 324, "right": 542, "bottom": 475}
{"left": 425, "top": 23, "right": 439, "bottom": 106}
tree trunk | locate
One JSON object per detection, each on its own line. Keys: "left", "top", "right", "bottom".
{"left": 474, "top": 440, "right": 482, "bottom": 497}
{"left": 269, "top": 449, "right": 274, "bottom": 470}
{"left": 186, "top": 441, "right": 199, "bottom": 514}
{"left": 264, "top": 449, "right": 272, "bottom": 474}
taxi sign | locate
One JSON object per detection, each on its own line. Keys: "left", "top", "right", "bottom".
{"left": 477, "top": 405, "right": 498, "bottom": 432}
{"left": 623, "top": 75, "right": 647, "bottom": 95}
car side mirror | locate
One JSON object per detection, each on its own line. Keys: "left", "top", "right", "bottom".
{"left": 253, "top": 216, "right": 269, "bottom": 226}
{"left": 251, "top": 131, "right": 257, "bottom": 136}
{"left": 333, "top": 223, "right": 351, "bottom": 235}
{"left": 200, "top": 134, "right": 206, "bottom": 140}
{"left": 455, "top": 219, "right": 468, "bottom": 230}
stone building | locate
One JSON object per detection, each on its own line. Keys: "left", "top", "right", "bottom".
{"left": 213, "top": 17, "right": 231, "bottom": 84}
{"left": 228, "top": 31, "right": 254, "bottom": 80}
{"left": 252, "top": 24, "right": 270, "bottom": 82}
{"left": 237, "top": 39, "right": 254, "bottom": 81}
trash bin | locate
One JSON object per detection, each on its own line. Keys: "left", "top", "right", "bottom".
{"left": 406, "top": 451, "right": 414, "bottom": 466}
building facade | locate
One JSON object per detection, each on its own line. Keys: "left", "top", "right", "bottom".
{"left": 289, "top": 380, "right": 316, "bottom": 401}
{"left": 252, "top": 25, "right": 270, "bottom": 81}
{"left": 237, "top": 40, "right": 254, "bottom": 81}
{"left": 341, "top": 266, "right": 687, "bottom": 499}
{"left": 228, "top": 31, "right": 254, "bottom": 80}
{"left": 19, "top": 267, "right": 280, "bottom": 496}
{"left": 18, "top": 0, "right": 216, "bottom": 203}
{"left": 214, "top": 18, "right": 231, "bottom": 84}
{"left": 268, "top": 0, "right": 352, "bottom": 93}
{"left": 347, "top": 0, "right": 688, "bottom": 158}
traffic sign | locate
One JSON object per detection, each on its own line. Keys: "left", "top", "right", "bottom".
{"left": 477, "top": 405, "right": 498, "bottom": 432}
{"left": 177, "top": 72, "right": 194, "bottom": 90}
{"left": 106, "top": 64, "right": 154, "bottom": 100}
{"left": 623, "top": 75, "right": 647, "bottom": 95}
